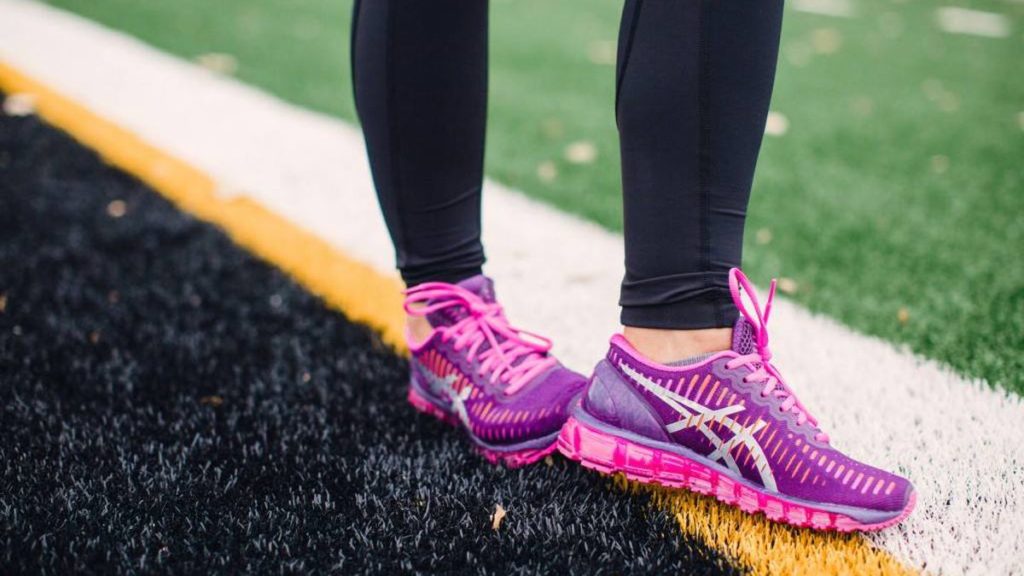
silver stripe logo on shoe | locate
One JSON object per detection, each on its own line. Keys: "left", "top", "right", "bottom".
{"left": 619, "top": 361, "right": 778, "bottom": 492}
{"left": 414, "top": 360, "right": 472, "bottom": 428}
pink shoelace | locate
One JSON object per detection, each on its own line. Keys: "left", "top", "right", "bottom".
{"left": 404, "top": 283, "right": 557, "bottom": 395}
{"left": 724, "top": 268, "right": 830, "bottom": 443}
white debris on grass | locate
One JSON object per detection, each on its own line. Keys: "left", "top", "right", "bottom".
{"left": 792, "top": 0, "right": 854, "bottom": 18}
{"left": 586, "top": 40, "right": 616, "bottom": 66}
{"left": 536, "top": 161, "right": 558, "bottom": 183}
{"left": 936, "top": 7, "right": 1011, "bottom": 38}
{"left": 194, "top": 52, "right": 238, "bottom": 75}
{"left": 765, "top": 111, "right": 789, "bottom": 137}
{"left": 811, "top": 28, "right": 843, "bottom": 55}
{"left": 564, "top": 140, "right": 597, "bottom": 165}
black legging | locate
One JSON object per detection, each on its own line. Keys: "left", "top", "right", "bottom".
{"left": 352, "top": 0, "right": 783, "bottom": 330}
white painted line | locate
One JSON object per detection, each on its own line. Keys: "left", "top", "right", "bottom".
{"left": 937, "top": 7, "right": 1012, "bottom": 38}
{"left": 791, "top": 0, "right": 854, "bottom": 18}
{"left": 2, "top": 1, "right": 1023, "bottom": 573}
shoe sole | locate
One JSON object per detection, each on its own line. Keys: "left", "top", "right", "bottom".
{"left": 407, "top": 387, "right": 558, "bottom": 468}
{"left": 557, "top": 414, "right": 916, "bottom": 532}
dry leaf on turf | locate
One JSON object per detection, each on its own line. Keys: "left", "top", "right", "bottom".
{"left": 491, "top": 504, "right": 507, "bottom": 531}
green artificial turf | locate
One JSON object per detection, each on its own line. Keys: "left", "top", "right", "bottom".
{"left": 43, "top": 0, "right": 1024, "bottom": 393}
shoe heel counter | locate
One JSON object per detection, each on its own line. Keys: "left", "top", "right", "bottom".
{"left": 582, "top": 360, "right": 669, "bottom": 443}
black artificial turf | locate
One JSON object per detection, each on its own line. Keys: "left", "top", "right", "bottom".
{"left": 0, "top": 105, "right": 740, "bottom": 575}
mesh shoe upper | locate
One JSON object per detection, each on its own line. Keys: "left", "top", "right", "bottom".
{"left": 408, "top": 275, "right": 586, "bottom": 446}
{"left": 590, "top": 330, "right": 913, "bottom": 512}
{"left": 580, "top": 269, "right": 914, "bottom": 512}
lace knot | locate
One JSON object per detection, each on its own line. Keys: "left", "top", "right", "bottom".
{"left": 404, "top": 282, "right": 556, "bottom": 394}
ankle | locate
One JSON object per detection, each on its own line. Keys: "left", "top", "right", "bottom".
{"left": 406, "top": 313, "right": 434, "bottom": 345}
{"left": 622, "top": 326, "right": 732, "bottom": 365}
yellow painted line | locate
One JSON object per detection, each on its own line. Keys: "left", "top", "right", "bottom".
{"left": 632, "top": 479, "right": 918, "bottom": 576}
{"left": 0, "top": 62, "right": 917, "bottom": 576}
{"left": 0, "top": 62, "right": 406, "bottom": 351}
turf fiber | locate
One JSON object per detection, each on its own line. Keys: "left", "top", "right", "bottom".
{"left": 0, "top": 103, "right": 741, "bottom": 574}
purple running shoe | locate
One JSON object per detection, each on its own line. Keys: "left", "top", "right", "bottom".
{"left": 404, "top": 275, "right": 587, "bottom": 467}
{"left": 558, "top": 268, "right": 916, "bottom": 531}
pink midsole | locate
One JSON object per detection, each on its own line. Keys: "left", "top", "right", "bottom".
{"left": 407, "top": 387, "right": 557, "bottom": 468}
{"left": 557, "top": 415, "right": 915, "bottom": 532}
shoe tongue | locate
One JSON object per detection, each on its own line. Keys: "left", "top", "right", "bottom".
{"left": 456, "top": 274, "right": 496, "bottom": 304}
{"left": 426, "top": 274, "right": 496, "bottom": 327}
{"left": 731, "top": 316, "right": 757, "bottom": 355}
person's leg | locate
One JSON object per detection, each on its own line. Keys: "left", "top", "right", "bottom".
{"left": 615, "top": 0, "right": 784, "bottom": 362}
{"left": 352, "top": 2, "right": 587, "bottom": 467}
{"left": 560, "top": 3, "right": 915, "bottom": 529}
{"left": 352, "top": 0, "right": 488, "bottom": 341}
{"left": 352, "top": 0, "right": 488, "bottom": 287}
